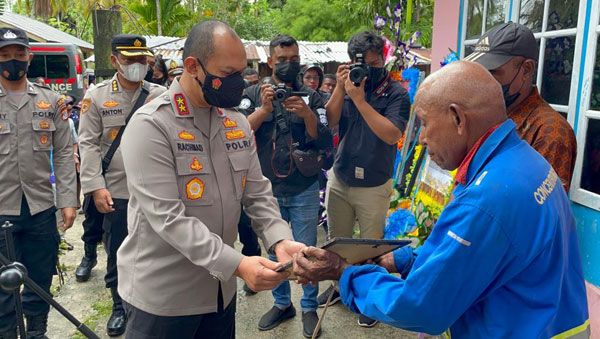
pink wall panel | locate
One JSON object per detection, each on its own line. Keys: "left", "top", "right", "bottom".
{"left": 431, "top": 0, "right": 462, "bottom": 72}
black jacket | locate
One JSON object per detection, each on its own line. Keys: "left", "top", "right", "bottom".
{"left": 239, "top": 82, "right": 333, "bottom": 197}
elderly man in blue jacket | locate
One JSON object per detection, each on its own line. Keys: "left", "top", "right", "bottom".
{"left": 292, "top": 61, "right": 590, "bottom": 338}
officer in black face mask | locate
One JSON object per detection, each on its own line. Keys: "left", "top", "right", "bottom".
{"left": 116, "top": 20, "right": 305, "bottom": 338}
{"left": 0, "top": 27, "right": 78, "bottom": 338}
{"left": 317, "top": 31, "right": 411, "bottom": 329}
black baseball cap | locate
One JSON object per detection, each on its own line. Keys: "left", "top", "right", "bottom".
{"left": 465, "top": 21, "right": 539, "bottom": 70}
{"left": 111, "top": 34, "right": 153, "bottom": 57}
{"left": 0, "top": 27, "right": 30, "bottom": 49}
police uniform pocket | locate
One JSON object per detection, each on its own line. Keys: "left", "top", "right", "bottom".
{"left": 102, "top": 116, "right": 126, "bottom": 145}
{"left": 227, "top": 151, "right": 250, "bottom": 200}
{"left": 176, "top": 154, "right": 213, "bottom": 206}
{"left": 0, "top": 121, "right": 11, "bottom": 155}
{"left": 32, "top": 118, "right": 56, "bottom": 151}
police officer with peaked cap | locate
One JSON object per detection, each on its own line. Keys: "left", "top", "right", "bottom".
{"left": 78, "top": 34, "right": 166, "bottom": 336}
{"left": 165, "top": 57, "right": 183, "bottom": 87}
{"left": 117, "top": 20, "right": 306, "bottom": 338}
{"left": 0, "top": 27, "right": 77, "bottom": 338}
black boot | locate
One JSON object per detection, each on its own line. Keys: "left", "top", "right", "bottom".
{"left": 75, "top": 243, "right": 97, "bottom": 282}
{"left": 0, "top": 328, "right": 16, "bottom": 339}
{"left": 26, "top": 314, "right": 48, "bottom": 339}
{"left": 107, "top": 287, "right": 127, "bottom": 337}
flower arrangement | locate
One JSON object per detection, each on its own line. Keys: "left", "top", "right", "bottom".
{"left": 378, "top": 1, "right": 452, "bottom": 245}
{"left": 374, "top": 2, "right": 421, "bottom": 72}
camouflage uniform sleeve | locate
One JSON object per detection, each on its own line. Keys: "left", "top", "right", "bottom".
{"left": 78, "top": 91, "right": 106, "bottom": 195}
{"left": 52, "top": 93, "right": 77, "bottom": 209}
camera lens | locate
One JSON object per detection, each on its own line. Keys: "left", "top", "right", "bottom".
{"left": 349, "top": 67, "right": 367, "bottom": 84}
{"left": 275, "top": 89, "right": 286, "bottom": 101}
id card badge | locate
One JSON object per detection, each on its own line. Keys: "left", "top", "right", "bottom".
{"left": 355, "top": 166, "right": 364, "bottom": 180}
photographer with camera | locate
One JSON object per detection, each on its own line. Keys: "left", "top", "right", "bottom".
{"left": 318, "top": 31, "right": 410, "bottom": 327}
{"left": 238, "top": 34, "right": 332, "bottom": 338}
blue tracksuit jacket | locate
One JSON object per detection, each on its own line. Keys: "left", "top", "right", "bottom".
{"left": 338, "top": 120, "right": 590, "bottom": 338}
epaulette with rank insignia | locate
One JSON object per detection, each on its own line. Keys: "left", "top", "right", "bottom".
{"left": 173, "top": 93, "right": 189, "bottom": 116}
{"left": 111, "top": 79, "right": 119, "bottom": 92}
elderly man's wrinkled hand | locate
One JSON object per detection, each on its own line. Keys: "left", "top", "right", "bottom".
{"left": 293, "top": 247, "right": 349, "bottom": 285}
{"left": 374, "top": 252, "right": 398, "bottom": 273}
{"left": 274, "top": 239, "right": 307, "bottom": 264}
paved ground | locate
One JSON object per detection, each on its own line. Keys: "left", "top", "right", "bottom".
{"left": 45, "top": 212, "right": 424, "bottom": 338}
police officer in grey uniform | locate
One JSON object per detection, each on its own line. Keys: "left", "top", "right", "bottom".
{"left": 78, "top": 34, "right": 165, "bottom": 337}
{"left": 0, "top": 27, "right": 77, "bottom": 338}
{"left": 118, "top": 20, "right": 306, "bottom": 338}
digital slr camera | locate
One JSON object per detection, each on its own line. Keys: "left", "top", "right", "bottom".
{"left": 348, "top": 53, "right": 369, "bottom": 86}
{"left": 272, "top": 84, "right": 309, "bottom": 102}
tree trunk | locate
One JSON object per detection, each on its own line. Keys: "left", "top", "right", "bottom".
{"left": 93, "top": 8, "right": 122, "bottom": 81}
{"left": 156, "top": 0, "right": 162, "bottom": 35}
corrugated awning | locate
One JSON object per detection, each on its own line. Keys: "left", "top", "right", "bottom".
{"left": 84, "top": 36, "right": 431, "bottom": 66}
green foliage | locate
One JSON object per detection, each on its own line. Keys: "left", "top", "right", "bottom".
{"left": 12, "top": 1, "right": 95, "bottom": 42}
{"left": 11, "top": 0, "right": 434, "bottom": 47}
{"left": 192, "top": 0, "right": 278, "bottom": 40}
{"left": 127, "top": 0, "right": 192, "bottom": 36}
{"left": 272, "top": 0, "right": 370, "bottom": 41}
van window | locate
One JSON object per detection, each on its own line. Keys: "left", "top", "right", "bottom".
{"left": 29, "top": 54, "right": 70, "bottom": 79}
{"left": 46, "top": 55, "right": 69, "bottom": 78}
{"left": 29, "top": 55, "right": 45, "bottom": 78}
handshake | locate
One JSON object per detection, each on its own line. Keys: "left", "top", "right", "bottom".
{"left": 235, "top": 239, "right": 399, "bottom": 292}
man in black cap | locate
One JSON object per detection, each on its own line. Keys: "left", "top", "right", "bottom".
{"left": 465, "top": 21, "right": 577, "bottom": 192}
{"left": 78, "top": 34, "right": 166, "bottom": 336}
{"left": 0, "top": 27, "right": 77, "bottom": 338}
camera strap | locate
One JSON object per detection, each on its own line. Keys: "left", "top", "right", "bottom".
{"left": 270, "top": 104, "right": 294, "bottom": 179}
{"left": 101, "top": 81, "right": 149, "bottom": 175}
{"left": 373, "top": 74, "right": 392, "bottom": 98}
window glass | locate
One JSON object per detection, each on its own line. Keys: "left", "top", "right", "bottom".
{"left": 45, "top": 55, "right": 70, "bottom": 79}
{"left": 519, "top": 0, "right": 544, "bottom": 33}
{"left": 464, "top": 44, "right": 476, "bottom": 58}
{"left": 547, "top": 0, "right": 579, "bottom": 30}
{"left": 541, "top": 35, "right": 575, "bottom": 105}
{"left": 581, "top": 118, "right": 600, "bottom": 195}
{"left": 467, "top": 0, "right": 485, "bottom": 39}
{"left": 28, "top": 55, "right": 45, "bottom": 79}
{"left": 591, "top": 36, "right": 600, "bottom": 111}
{"left": 486, "top": 0, "right": 506, "bottom": 29}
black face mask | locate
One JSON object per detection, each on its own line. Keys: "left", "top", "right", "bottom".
{"left": 366, "top": 66, "right": 386, "bottom": 90}
{"left": 197, "top": 59, "right": 245, "bottom": 108}
{"left": 275, "top": 61, "right": 301, "bottom": 84}
{"left": 502, "top": 62, "right": 524, "bottom": 108}
{"left": 0, "top": 59, "right": 29, "bottom": 81}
